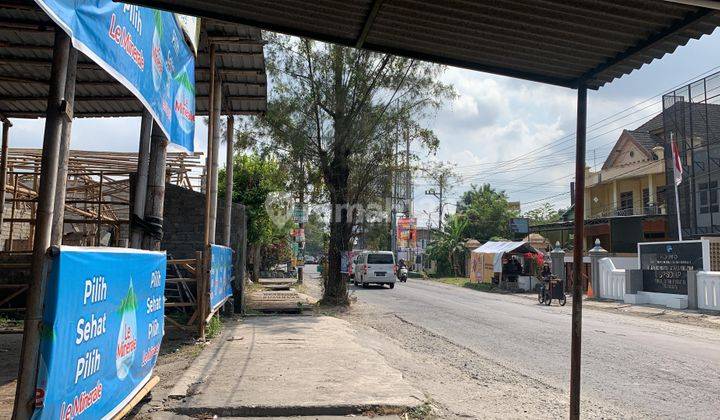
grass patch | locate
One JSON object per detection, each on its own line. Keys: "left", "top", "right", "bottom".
{"left": 405, "top": 400, "right": 438, "bottom": 419}
{"left": 206, "top": 315, "right": 222, "bottom": 339}
{"left": 433, "top": 277, "right": 500, "bottom": 293}
{"left": 0, "top": 315, "right": 23, "bottom": 329}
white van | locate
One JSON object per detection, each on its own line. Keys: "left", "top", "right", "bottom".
{"left": 353, "top": 251, "right": 396, "bottom": 289}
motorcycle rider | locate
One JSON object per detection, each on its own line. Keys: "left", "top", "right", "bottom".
{"left": 397, "top": 259, "right": 408, "bottom": 282}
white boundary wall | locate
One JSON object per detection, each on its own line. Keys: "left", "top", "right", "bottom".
{"left": 598, "top": 258, "right": 625, "bottom": 301}
{"left": 697, "top": 271, "right": 720, "bottom": 311}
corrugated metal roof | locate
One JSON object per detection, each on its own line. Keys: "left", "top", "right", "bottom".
{"left": 125, "top": 0, "right": 720, "bottom": 89}
{"left": 0, "top": 1, "right": 266, "bottom": 119}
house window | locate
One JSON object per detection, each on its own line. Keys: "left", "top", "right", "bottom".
{"left": 620, "top": 191, "right": 634, "bottom": 213}
{"left": 698, "top": 181, "right": 719, "bottom": 214}
{"left": 642, "top": 188, "right": 650, "bottom": 208}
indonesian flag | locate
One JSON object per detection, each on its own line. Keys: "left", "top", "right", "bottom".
{"left": 671, "top": 135, "right": 683, "bottom": 186}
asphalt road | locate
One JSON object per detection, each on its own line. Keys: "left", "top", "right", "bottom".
{"left": 345, "top": 277, "right": 720, "bottom": 419}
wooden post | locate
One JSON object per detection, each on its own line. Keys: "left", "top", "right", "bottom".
{"left": 207, "top": 72, "right": 222, "bottom": 244}
{"left": 13, "top": 28, "right": 71, "bottom": 420}
{"left": 203, "top": 45, "right": 217, "bottom": 247}
{"left": 234, "top": 205, "right": 246, "bottom": 313}
{"left": 0, "top": 119, "right": 11, "bottom": 235}
{"left": 130, "top": 110, "right": 153, "bottom": 248}
{"left": 141, "top": 124, "right": 168, "bottom": 251}
{"left": 222, "top": 115, "right": 234, "bottom": 246}
{"left": 198, "top": 249, "right": 207, "bottom": 339}
{"left": 50, "top": 46, "right": 77, "bottom": 246}
{"left": 8, "top": 173, "right": 17, "bottom": 250}
{"left": 569, "top": 82, "right": 587, "bottom": 420}
{"left": 95, "top": 171, "right": 103, "bottom": 245}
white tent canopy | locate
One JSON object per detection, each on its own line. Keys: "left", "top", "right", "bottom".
{"left": 472, "top": 241, "right": 538, "bottom": 273}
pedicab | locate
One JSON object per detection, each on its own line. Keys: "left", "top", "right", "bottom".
{"left": 538, "top": 274, "right": 566, "bottom": 306}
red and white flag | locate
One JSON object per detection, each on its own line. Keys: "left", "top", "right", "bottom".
{"left": 671, "top": 135, "right": 683, "bottom": 186}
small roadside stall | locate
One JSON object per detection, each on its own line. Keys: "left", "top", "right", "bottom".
{"left": 469, "top": 241, "right": 540, "bottom": 291}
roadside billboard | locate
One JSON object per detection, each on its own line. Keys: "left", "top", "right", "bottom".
{"left": 35, "top": 0, "right": 196, "bottom": 151}
{"left": 34, "top": 247, "right": 166, "bottom": 419}
{"left": 397, "top": 217, "right": 417, "bottom": 250}
{"left": 209, "top": 244, "right": 233, "bottom": 311}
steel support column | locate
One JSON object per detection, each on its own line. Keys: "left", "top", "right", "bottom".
{"left": 130, "top": 110, "right": 153, "bottom": 248}
{"left": 0, "top": 118, "right": 11, "bottom": 234}
{"left": 141, "top": 124, "right": 168, "bottom": 251}
{"left": 51, "top": 46, "right": 77, "bottom": 246}
{"left": 569, "top": 83, "right": 587, "bottom": 420}
{"left": 222, "top": 114, "right": 234, "bottom": 246}
{"left": 13, "top": 29, "right": 71, "bottom": 420}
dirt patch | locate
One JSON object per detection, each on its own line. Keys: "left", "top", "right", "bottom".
{"left": 0, "top": 332, "right": 22, "bottom": 418}
{"left": 130, "top": 322, "right": 217, "bottom": 418}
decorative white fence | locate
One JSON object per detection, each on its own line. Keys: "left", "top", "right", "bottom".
{"left": 598, "top": 258, "right": 625, "bottom": 301}
{"left": 697, "top": 271, "right": 720, "bottom": 311}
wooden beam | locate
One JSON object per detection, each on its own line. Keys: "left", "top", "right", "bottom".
{"left": 356, "top": 0, "right": 385, "bottom": 48}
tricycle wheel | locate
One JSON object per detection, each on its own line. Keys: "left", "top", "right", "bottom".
{"left": 558, "top": 294, "right": 567, "bottom": 306}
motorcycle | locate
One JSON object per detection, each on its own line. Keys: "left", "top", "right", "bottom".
{"left": 398, "top": 266, "right": 408, "bottom": 282}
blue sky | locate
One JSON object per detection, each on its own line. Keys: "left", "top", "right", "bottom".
{"left": 8, "top": 28, "right": 720, "bottom": 228}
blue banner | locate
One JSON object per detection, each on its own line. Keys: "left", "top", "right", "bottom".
{"left": 34, "top": 247, "right": 166, "bottom": 419}
{"left": 209, "top": 244, "right": 233, "bottom": 311}
{"left": 35, "top": 0, "right": 196, "bottom": 151}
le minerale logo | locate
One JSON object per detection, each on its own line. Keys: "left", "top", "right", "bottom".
{"left": 59, "top": 381, "right": 103, "bottom": 420}
{"left": 116, "top": 281, "right": 138, "bottom": 380}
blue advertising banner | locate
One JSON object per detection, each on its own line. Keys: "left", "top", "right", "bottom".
{"left": 209, "top": 244, "right": 233, "bottom": 311}
{"left": 34, "top": 246, "right": 166, "bottom": 419}
{"left": 35, "top": 0, "right": 196, "bottom": 151}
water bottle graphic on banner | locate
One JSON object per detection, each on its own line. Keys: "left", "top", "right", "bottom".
{"left": 116, "top": 280, "right": 138, "bottom": 381}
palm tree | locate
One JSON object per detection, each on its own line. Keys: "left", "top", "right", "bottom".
{"left": 428, "top": 216, "right": 468, "bottom": 276}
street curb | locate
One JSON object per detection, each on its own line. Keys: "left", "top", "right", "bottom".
{"left": 169, "top": 402, "right": 420, "bottom": 417}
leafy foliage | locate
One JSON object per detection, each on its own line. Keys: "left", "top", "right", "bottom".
{"left": 455, "top": 184, "right": 518, "bottom": 242}
{"left": 219, "top": 153, "right": 288, "bottom": 245}
{"left": 253, "top": 35, "right": 454, "bottom": 304}
{"left": 524, "top": 202, "right": 566, "bottom": 226}
{"left": 304, "top": 211, "right": 328, "bottom": 257}
{"left": 427, "top": 216, "right": 468, "bottom": 276}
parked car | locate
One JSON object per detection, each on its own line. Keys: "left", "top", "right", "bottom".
{"left": 304, "top": 255, "right": 317, "bottom": 264}
{"left": 353, "top": 251, "right": 396, "bottom": 289}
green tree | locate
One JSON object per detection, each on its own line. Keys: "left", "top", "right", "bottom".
{"left": 256, "top": 36, "right": 454, "bottom": 305}
{"left": 427, "top": 215, "right": 468, "bottom": 276}
{"left": 455, "top": 184, "right": 518, "bottom": 241}
{"left": 304, "top": 211, "right": 328, "bottom": 257}
{"left": 524, "top": 202, "right": 565, "bottom": 226}
{"left": 219, "top": 153, "right": 287, "bottom": 278}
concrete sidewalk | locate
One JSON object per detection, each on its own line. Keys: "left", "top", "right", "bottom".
{"left": 163, "top": 316, "right": 424, "bottom": 417}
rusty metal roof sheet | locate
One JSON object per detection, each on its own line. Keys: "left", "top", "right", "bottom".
{"left": 0, "top": 1, "right": 266, "bottom": 119}
{"left": 125, "top": 0, "right": 720, "bottom": 90}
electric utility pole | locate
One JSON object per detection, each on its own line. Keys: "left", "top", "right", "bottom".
{"left": 424, "top": 162, "right": 456, "bottom": 231}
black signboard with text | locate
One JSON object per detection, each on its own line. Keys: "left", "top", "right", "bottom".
{"left": 638, "top": 242, "right": 703, "bottom": 295}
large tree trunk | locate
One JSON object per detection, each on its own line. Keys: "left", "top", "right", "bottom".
{"left": 323, "top": 150, "right": 352, "bottom": 305}
{"left": 322, "top": 46, "right": 352, "bottom": 306}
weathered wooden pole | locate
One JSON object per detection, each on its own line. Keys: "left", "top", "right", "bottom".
{"left": 50, "top": 46, "right": 78, "bottom": 246}
{"left": 130, "top": 110, "right": 153, "bottom": 248}
{"left": 234, "top": 205, "right": 246, "bottom": 313}
{"left": 207, "top": 72, "right": 222, "bottom": 245}
{"left": 13, "top": 29, "right": 71, "bottom": 420}
{"left": 569, "top": 82, "right": 587, "bottom": 420}
{"left": 141, "top": 124, "right": 169, "bottom": 251}
{"left": 222, "top": 114, "right": 234, "bottom": 246}
{"left": 0, "top": 118, "right": 12, "bottom": 234}
{"left": 203, "top": 44, "right": 217, "bottom": 247}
